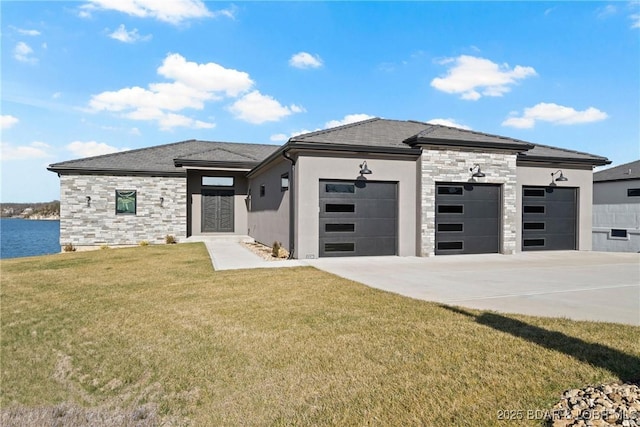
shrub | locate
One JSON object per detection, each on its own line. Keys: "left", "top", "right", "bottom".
{"left": 165, "top": 235, "right": 177, "bottom": 244}
{"left": 63, "top": 243, "right": 76, "bottom": 252}
{"left": 271, "top": 241, "right": 288, "bottom": 258}
{"left": 138, "top": 240, "right": 149, "bottom": 246}
{"left": 100, "top": 244, "right": 110, "bottom": 250}
{"left": 271, "top": 241, "right": 281, "bottom": 258}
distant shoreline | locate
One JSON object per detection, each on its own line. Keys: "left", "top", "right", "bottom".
{"left": 2, "top": 217, "right": 60, "bottom": 221}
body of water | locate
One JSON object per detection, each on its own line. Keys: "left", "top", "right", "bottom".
{"left": 0, "top": 218, "right": 60, "bottom": 259}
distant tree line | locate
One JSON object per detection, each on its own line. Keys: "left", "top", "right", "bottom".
{"left": 1, "top": 201, "right": 60, "bottom": 218}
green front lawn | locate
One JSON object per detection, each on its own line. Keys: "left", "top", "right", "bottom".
{"left": 1, "top": 244, "right": 638, "bottom": 426}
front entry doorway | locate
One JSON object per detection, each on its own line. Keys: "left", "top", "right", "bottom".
{"left": 202, "top": 190, "right": 234, "bottom": 232}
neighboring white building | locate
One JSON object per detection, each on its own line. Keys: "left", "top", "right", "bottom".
{"left": 593, "top": 160, "right": 640, "bottom": 253}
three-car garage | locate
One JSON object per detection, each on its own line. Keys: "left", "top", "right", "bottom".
{"left": 317, "top": 179, "right": 578, "bottom": 257}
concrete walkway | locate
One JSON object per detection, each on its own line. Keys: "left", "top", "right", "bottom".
{"left": 185, "top": 235, "right": 307, "bottom": 270}
{"left": 186, "top": 236, "right": 639, "bottom": 325}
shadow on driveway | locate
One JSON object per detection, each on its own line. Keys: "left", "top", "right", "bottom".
{"left": 441, "top": 305, "right": 640, "bottom": 383}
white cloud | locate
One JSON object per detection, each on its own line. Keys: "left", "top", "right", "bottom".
{"left": 157, "top": 53, "right": 253, "bottom": 97}
{"left": 229, "top": 91, "right": 304, "bottom": 124}
{"left": 427, "top": 118, "right": 472, "bottom": 130}
{"left": 631, "top": 13, "right": 640, "bottom": 28}
{"left": 66, "top": 141, "right": 127, "bottom": 158}
{"left": 597, "top": 4, "right": 617, "bottom": 19}
{"left": 52, "top": 92, "right": 62, "bottom": 99}
{"left": 1, "top": 115, "right": 19, "bottom": 129}
{"left": 289, "top": 52, "right": 323, "bottom": 69}
{"left": 502, "top": 103, "right": 608, "bottom": 129}
{"left": 324, "top": 114, "right": 375, "bottom": 128}
{"left": 89, "top": 53, "right": 255, "bottom": 129}
{"left": 12, "top": 27, "right": 41, "bottom": 36}
{"left": 108, "top": 24, "right": 152, "bottom": 43}
{"left": 14, "top": 42, "right": 37, "bottom": 63}
{"left": 270, "top": 133, "right": 288, "bottom": 142}
{"left": 270, "top": 128, "right": 317, "bottom": 142}
{"left": 431, "top": 55, "right": 536, "bottom": 100}
{"left": 1, "top": 141, "right": 51, "bottom": 161}
{"left": 80, "top": 0, "right": 221, "bottom": 24}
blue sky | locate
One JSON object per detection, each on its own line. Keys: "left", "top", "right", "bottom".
{"left": 1, "top": 1, "right": 639, "bottom": 202}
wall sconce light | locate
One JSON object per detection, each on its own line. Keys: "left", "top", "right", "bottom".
{"left": 470, "top": 164, "right": 485, "bottom": 178}
{"left": 159, "top": 197, "right": 164, "bottom": 207}
{"left": 551, "top": 170, "right": 568, "bottom": 184}
{"left": 86, "top": 196, "right": 91, "bottom": 207}
{"left": 359, "top": 161, "right": 372, "bottom": 175}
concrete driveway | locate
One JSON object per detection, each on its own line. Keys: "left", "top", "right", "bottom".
{"left": 306, "top": 251, "right": 640, "bottom": 325}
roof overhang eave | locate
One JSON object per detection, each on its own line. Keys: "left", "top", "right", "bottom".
{"left": 517, "top": 155, "right": 611, "bottom": 167}
{"left": 46, "top": 166, "right": 186, "bottom": 177}
{"left": 247, "top": 141, "right": 421, "bottom": 177}
{"left": 173, "top": 158, "right": 260, "bottom": 170}
{"left": 405, "top": 137, "right": 534, "bottom": 152}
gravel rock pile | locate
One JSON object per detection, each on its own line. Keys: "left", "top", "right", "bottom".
{"left": 547, "top": 383, "right": 639, "bottom": 426}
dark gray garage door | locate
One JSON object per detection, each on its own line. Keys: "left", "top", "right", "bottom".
{"left": 435, "top": 183, "right": 500, "bottom": 255}
{"left": 319, "top": 180, "right": 397, "bottom": 257}
{"left": 522, "top": 186, "right": 576, "bottom": 251}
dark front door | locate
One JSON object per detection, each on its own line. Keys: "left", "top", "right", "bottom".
{"left": 202, "top": 190, "right": 234, "bottom": 232}
{"left": 319, "top": 180, "right": 397, "bottom": 257}
{"left": 435, "top": 183, "right": 501, "bottom": 255}
{"left": 522, "top": 186, "right": 576, "bottom": 251}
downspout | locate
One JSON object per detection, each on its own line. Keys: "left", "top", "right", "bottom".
{"left": 282, "top": 150, "right": 296, "bottom": 259}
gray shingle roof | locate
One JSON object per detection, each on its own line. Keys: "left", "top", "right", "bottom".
{"left": 48, "top": 140, "right": 280, "bottom": 175}
{"left": 48, "top": 118, "right": 610, "bottom": 176}
{"left": 405, "top": 124, "right": 534, "bottom": 151}
{"left": 290, "top": 118, "right": 608, "bottom": 165}
{"left": 518, "top": 143, "right": 610, "bottom": 165}
{"left": 290, "top": 118, "right": 427, "bottom": 149}
{"left": 593, "top": 160, "right": 640, "bottom": 182}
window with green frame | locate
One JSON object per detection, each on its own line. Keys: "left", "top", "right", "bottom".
{"left": 116, "top": 190, "right": 137, "bottom": 214}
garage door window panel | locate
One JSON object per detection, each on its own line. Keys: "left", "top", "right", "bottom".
{"left": 523, "top": 188, "right": 546, "bottom": 197}
{"left": 523, "top": 238, "right": 545, "bottom": 247}
{"left": 438, "top": 205, "right": 464, "bottom": 214}
{"left": 438, "top": 223, "right": 464, "bottom": 232}
{"left": 524, "top": 222, "right": 545, "bottom": 231}
{"left": 437, "top": 241, "right": 464, "bottom": 251}
{"left": 437, "top": 186, "right": 463, "bottom": 195}
{"left": 325, "top": 223, "right": 355, "bottom": 232}
{"left": 524, "top": 205, "right": 545, "bottom": 214}
{"left": 325, "top": 183, "right": 355, "bottom": 193}
{"left": 325, "top": 203, "right": 355, "bottom": 213}
{"left": 324, "top": 243, "right": 355, "bottom": 252}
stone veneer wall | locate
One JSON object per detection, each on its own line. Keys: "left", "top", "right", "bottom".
{"left": 420, "top": 148, "right": 518, "bottom": 256}
{"left": 60, "top": 174, "right": 187, "bottom": 247}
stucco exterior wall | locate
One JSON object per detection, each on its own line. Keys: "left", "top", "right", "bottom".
{"left": 247, "top": 159, "right": 291, "bottom": 249}
{"left": 59, "top": 174, "right": 186, "bottom": 247}
{"left": 186, "top": 170, "right": 249, "bottom": 236}
{"left": 420, "top": 148, "right": 518, "bottom": 256}
{"left": 294, "top": 154, "right": 419, "bottom": 259}
{"left": 592, "top": 179, "right": 640, "bottom": 252}
{"left": 593, "top": 179, "right": 640, "bottom": 204}
{"left": 516, "top": 165, "right": 593, "bottom": 251}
